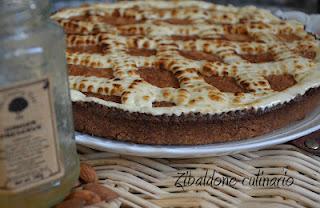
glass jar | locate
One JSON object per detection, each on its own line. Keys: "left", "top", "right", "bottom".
{"left": 0, "top": 0, "right": 79, "bottom": 207}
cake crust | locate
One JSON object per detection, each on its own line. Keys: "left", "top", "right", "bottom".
{"left": 73, "top": 87, "right": 320, "bottom": 145}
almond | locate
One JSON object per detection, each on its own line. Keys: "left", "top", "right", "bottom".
{"left": 80, "top": 163, "right": 98, "bottom": 183}
{"left": 67, "top": 190, "right": 101, "bottom": 205}
{"left": 83, "top": 183, "right": 119, "bottom": 202}
{"left": 55, "top": 198, "right": 85, "bottom": 208}
{"left": 74, "top": 180, "right": 82, "bottom": 188}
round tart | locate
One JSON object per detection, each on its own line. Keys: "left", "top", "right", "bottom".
{"left": 51, "top": 1, "right": 320, "bottom": 145}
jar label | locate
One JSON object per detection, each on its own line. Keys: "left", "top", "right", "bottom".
{"left": 0, "top": 78, "right": 64, "bottom": 193}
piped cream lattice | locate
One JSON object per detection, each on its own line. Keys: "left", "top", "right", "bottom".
{"left": 52, "top": 0, "right": 320, "bottom": 116}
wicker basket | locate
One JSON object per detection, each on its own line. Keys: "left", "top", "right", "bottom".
{"left": 76, "top": 144, "right": 320, "bottom": 208}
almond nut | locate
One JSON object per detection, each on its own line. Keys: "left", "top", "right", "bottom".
{"left": 55, "top": 198, "right": 85, "bottom": 208}
{"left": 67, "top": 190, "right": 101, "bottom": 205}
{"left": 83, "top": 183, "right": 119, "bottom": 202}
{"left": 80, "top": 163, "right": 98, "bottom": 183}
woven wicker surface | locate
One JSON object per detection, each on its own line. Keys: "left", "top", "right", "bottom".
{"left": 77, "top": 144, "right": 320, "bottom": 208}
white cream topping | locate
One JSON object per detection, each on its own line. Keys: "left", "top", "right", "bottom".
{"left": 52, "top": 0, "right": 320, "bottom": 116}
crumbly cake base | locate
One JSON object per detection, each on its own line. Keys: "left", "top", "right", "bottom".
{"left": 73, "top": 87, "right": 320, "bottom": 145}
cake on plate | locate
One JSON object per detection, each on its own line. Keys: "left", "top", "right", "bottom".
{"left": 51, "top": 0, "right": 320, "bottom": 145}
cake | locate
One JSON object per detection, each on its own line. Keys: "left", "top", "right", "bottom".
{"left": 51, "top": 1, "right": 320, "bottom": 145}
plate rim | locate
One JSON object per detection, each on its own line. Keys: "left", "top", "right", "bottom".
{"left": 75, "top": 106, "right": 320, "bottom": 158}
